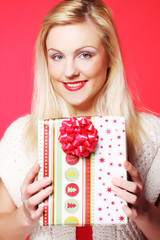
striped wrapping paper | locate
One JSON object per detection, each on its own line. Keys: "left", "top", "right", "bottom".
{"left": 38, "top": 116, "right": 128, "bottom": 226}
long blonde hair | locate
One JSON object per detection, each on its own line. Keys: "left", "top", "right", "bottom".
{"left": 25, "top": 0, "right": 145, "bottom": 161}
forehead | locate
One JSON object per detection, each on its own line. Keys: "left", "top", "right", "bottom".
{"left": 46, "top": 21, "right": 103, "bottom": 51}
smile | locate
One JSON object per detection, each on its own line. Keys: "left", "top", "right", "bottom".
{"left": 63, "top": 81, "right": 88, "bottom": 91}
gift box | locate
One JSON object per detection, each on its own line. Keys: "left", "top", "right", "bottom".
{"left": 38, "top": 116, "right": 128, "bottom": 226}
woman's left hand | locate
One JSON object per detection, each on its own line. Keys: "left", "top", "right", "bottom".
{"left": 111, "top": 160, "right": 149, "bottom": 221}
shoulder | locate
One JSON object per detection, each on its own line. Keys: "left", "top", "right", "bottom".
{"left": 0, "top": 115, "right": 32, "bottom": 165}
{"left": 1, "top": 115, "right": 31, "bottom": 142}
{"left": 139, "top": 112, "right": 160, "bottom": 146}
{"left": 139, "top": 112, "right": 160, "bottom": 129}
{"left": 137, "top": 112, "right": 160, "bottom": 157}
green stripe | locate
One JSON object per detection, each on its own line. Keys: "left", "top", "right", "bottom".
{"left": 54, "top": 120, "right": 57, "bottom": 224}
{"left": 50, "top": 120, "right": 53, "bottom": 225}
{"left": 55, "top": 119, "right": 63, "bottom": 225}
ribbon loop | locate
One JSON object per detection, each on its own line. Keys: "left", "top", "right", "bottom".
{"left": 58, "top": 117, "right": 98, "bottom": 158}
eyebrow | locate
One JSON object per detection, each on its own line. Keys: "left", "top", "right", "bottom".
{"left": 47, "top": 46, "right": 98, "bottom": 53}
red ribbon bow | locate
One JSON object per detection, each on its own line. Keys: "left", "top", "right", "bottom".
{"left": 58, "top": 117, "right": 98, "bottom": 158}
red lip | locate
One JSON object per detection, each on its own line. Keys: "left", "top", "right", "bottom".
{"left": 63, "top": 81, "right": 87, "bottom": 91}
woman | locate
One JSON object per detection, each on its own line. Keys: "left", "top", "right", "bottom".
{"left": 0, "top": 0, "right": 160, "bottom": 239}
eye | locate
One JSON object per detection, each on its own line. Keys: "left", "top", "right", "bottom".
{"left": 51, "top": 54, "right": 63, "bottom": 61}
{"left": 79, "top": 52, "right": 92, "bottom": 59}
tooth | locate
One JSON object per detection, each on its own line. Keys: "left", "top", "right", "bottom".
{"left": 66, "top": 82, "right": 83, "bottom": 87}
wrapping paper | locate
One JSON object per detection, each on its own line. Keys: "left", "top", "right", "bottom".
{"left": 38, "top": 116, "right": 128, "bottom": 226}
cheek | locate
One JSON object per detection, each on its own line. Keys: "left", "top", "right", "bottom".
{"left": 80, "top": 58, "right": 107, "bottom": 78}
{"left": 48, "top": 61, "right": 64, "bottom": 79}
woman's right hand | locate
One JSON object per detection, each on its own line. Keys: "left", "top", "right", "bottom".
{"left": 20, "top": 161, "right": 52, "bottom": 228}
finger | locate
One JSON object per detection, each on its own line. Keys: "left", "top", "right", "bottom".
{"left": 123, "top": 161, "right": 142, "bottom": 185}
{"left": 23, "top": 161, "right": 40, "bottom": 187}
{"left": 25, "top": 206, "right": 44, "bottom": 223}
{"left": 111, "top": 177, "right": 140, "bottom": 195}
{"left": 35, "top": 175, "right": 38, "bottom": 182}
{"left": 122, "top": 205, "right": 138, "bottom": 221}
{"left": 31, "top": 206, "right": 44, "bottom": 221}
{"left": 27, "top": 186, "right": 53, "bottom": 208}
{"left": 26, "top": 177, "right": 52, "bottom": 197}
{"left": 112, "top": 185, "right": 139, "bottom": 205}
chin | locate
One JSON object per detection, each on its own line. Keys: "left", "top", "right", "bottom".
{"left": 67, "top": 99, "right": 86, "bottom": 107}
{"left": 70, "top": 102, "right": 84, "bottom": 108}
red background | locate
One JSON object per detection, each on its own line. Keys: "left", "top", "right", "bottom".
{"left": 0, "top": 0, "right": 160, "bottom": 239}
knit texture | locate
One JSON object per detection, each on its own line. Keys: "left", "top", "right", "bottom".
{"left": 0, "top": 113, "right": 160, "bottom": 240}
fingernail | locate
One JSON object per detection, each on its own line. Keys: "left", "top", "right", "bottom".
{"left": 44, "top": 177, "right": 52, "bottom": 183}
{"left": 39, "top": 206, "right": 44, "bottom": 212}
{"left": 35, "top": 161, "right": 40, "bottom": 168}
{"left": 48, "top": 186, "right": 53, "bottom": 194}
{"left": 111, "top": 177, "right": 117, "bottom": 184}
{"left": 125, "top": 161, "right": 129, "bottom": 167}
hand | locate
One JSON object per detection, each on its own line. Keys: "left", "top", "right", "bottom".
{"left": 111, "top": 160, "right": 149, "bottom": 221}
{"left": 20, "top": 161, "right": 53, "bottom": 228}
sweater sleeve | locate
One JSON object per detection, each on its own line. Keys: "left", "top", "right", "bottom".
{"left": 144, "top": 147, "right": 160, "bottom": 204}
{"left": 142, "top": 114, "right": 160, "bottom": 204}
{"left": 0, "top": 115, "right": 33, "bottom": 207}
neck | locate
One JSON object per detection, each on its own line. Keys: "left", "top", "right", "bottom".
{"left": 72, "top": 101, "right": 98, "bottom": 117}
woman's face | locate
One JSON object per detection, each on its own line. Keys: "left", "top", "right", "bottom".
{"left": 46, "top": 21, "right": 108, "bottom": 115}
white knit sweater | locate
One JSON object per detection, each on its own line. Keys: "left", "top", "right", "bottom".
{"left": 0, "top": 113, "right": 160, "bottom": 240}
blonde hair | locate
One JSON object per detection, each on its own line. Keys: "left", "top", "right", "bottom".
{"left": 25, "top": 0, "right": 145, "bottom": 161}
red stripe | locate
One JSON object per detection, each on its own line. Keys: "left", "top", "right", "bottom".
{"left": 43, "top": 121, "right": 49, "bottom": 226}
{"left": 85, "top": 116, "right": 92, "bottom": 225}
{"left": 85, "top": 155, "right": 91, "bottom": 225}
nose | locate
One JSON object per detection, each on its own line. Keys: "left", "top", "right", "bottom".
{"left": 64, "top": 58, "right": 79, "bottom": 79}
